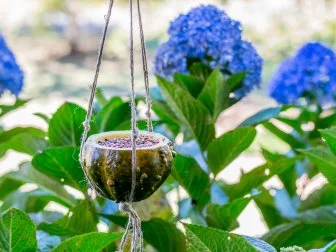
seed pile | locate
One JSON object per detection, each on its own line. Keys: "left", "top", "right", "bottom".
{"left": 98, "top": 135, "right": 160, "bottom": 148}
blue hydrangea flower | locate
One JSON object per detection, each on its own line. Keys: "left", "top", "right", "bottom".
{"left": 269, "top": 42, "right": 336, "bottom": 105}
{"left": 0, "top": 35, "right": 24, "bottom": 97}
{"left": 154, "top": 5, "right": 263, "bottom": 98}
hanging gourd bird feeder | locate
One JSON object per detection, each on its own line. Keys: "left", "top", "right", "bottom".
{"left": 78, "top": 0, "right": 174, "bottom": 251}
{"left": 81, "top": 130, "right": 175, "bottom": 202}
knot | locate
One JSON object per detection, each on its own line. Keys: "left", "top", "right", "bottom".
{"left": 82, "top": 121, "right": 91, "bottom": 130}
{"left": 145, "top": 110, "right": 151, "bottom": 118}
{"left": 119, "top": 202, "right": 132, "bottom": 213}
{"left": 132, "top": 128, "right": 139, "bottom": 138}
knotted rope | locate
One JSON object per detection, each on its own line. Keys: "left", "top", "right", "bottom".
{"left": 79, "top": 0, "right": 153, "bottom": 251}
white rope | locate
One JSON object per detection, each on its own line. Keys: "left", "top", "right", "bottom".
{"left": 79, "top": 0, "right": 114, "bottom": 162}
{"left": 118, "top": 0, "right": 143, "bottom": 250}
{"left": 136, "top": 0, "right": 153, "bottom": 132}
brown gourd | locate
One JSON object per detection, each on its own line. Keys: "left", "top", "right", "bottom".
{"left": 82, "top": 130, "right": 175, "bottom": 202}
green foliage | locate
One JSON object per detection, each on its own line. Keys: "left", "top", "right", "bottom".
{"left": 32, "top": 147, "right": 85, "bottom": 191}
{"left": 207, "top": 126, "right": 257, "bottom": 175}
{"left": 39, "top": 200, "right": 98, "bottom": 236}
{"left": 104, "top": 215, "right": 187, "bottom": 251}
{"left": 0, "top": 208, "right": 37, "bottom": 251}
{"left": 0, "top": 127, "right": 48, "bottom": 158}
{"left": 300, "top": 147, "right": 336, "bottom": 185}
{"left": 52, "top": 232, "right": 123, "bottom": 252}
{"left": 48, "top": 102, "right": 90, "bottom": 147}
{"left": 184, "top": 223, "right": 257, "bottom": 251}
{"left": 206, "top": 197, "right": 251, "bottom": 230}
{"left": 2, "top": 67, "right": 336, "bottom": 251}
{"left": 0, "top": 99, "right": 28, "bottom": 118}
{"left": 157, "top": 76, "right": 215, "bottom": 150}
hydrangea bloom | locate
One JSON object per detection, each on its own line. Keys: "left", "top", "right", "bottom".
{"left": 154, "top": 5, "right": 263, "bottom": 98}
{"left": 269, "top": 42, "right": 336, "bottom": 105}
{"left": 0, "top": 35, "right": 24, "bottom": 96}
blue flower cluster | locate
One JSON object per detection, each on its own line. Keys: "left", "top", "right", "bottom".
{"left": 269, "top": 42, "right": 336, "bottom": 105}
{"left": 154, "top": 5, "right": 263, "bottom": 98}
{"left": 0, "top": 35, "right": 24, "bottom": 97}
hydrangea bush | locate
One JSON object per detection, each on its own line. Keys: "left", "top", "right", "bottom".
{"left": 269, "top": 42, "right": 336, "bottom": 105}
{"left": 154, "top": 5, "right": 263, "bottom": 98}
{"left": 0, "top": 34, "right": 24, "bottom": 97}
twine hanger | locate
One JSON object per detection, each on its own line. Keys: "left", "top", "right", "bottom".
{"left": 79, "top": 0, "right": 153, "bottom": 251}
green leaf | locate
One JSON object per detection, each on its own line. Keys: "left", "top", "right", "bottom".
{"left": 104, "top": 215, "right": 186, "bottom": 252}
{"left": 320, "top": 127, "right": 336, "bottom": 155}
{"left": 254, "top": 189, "right": 286, "bottom": 229}
{"left": 152, "top": 101, "right": 180, "bottom": 136}
{"left": 157, "top": 77, "right": 215, "bottom": 150}
{"left": 95, "top": 87, "right": 108, "bottom": 106}
{"left": 173, "top": 155, "right": 210, "bottom": 209}
{"left": 174, "top": 73, "right": 204, "bottom": 97}
{"left": 48, "top": 102, "right": 92, "bottom": 147}
{"left": 263, "top": 122, "right": 306, "bottom": 149}
{"left": 263, "top": 206, "right": 336, "bottom": 249}
{"left": 189, "top": 62, "right": 212, "bottom": 81}
{"left": 52, "top": 232, "right": 123, "bottom": 252}
{"left": 225, "top": 157, "right": 299, "bottom": 199}
{"left": 0, "top": 174, "right": 24, "bottom": 200}
{"left": 39, "top": 200, "right": 98, "bottom": 236}
{"left": 262, "top": 149, "right": 297, "bottom": 197}
{"left": 299, "top": 184, "right": 336, "bottom": 211}
{"left": 300, "top": 147, "right": 336, "bottom": 185}
{"left": 11, "top": 162, "right": 76, "bottom": 207}
{"left": 263, "top": 221, "right": 336, "bottom": 250}
{"left": 0, "top": 99, "right": 28, "bottom": 118}
{"left": 183, "top": 223, "right": 257, "bottom": 252}
{"left": 34, "top": 113, "right": 50, "bottom": 123}
{"left": 206, "top": 197, "right": 251, "bottom": 230}
{"left": 0, "top": 127, "right": 47, "bottom": 157}
{"left": 32, "top": 147, "right": 86, "bottom": 191}
{"left": 276, "top": 117, "right": 303, "bottom": 134}
{"left": 0, "top": 132, "right": 48, "bottom": 158}
{"left": 207, "top": 127, "right": 257, "bottom": 175}
{"left": 198, "top": 69, "right": 230, "bottom": 121}
{"left": 0, "top": 127, "right": 46, "bottom": 142}
{"left": 0, "top": 208, "right": 37, "bottom": 252}
{"left": 239, "top": 107, "right": 282, "bottom": 127}
{"left": 323, "top": 240, "right": 336, "bottom": 252}
{"left": 0, "top": 190, "right": 63, "bottom": 213}
{"left": 226, "top": 72, "right": 248, "bottom": 91}
{"left": 94, "top": 98, "right": 131, "bottom": 132}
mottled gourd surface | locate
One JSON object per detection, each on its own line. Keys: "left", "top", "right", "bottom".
{"left": 82, "top": 131, "right": 175, "bottom": 202}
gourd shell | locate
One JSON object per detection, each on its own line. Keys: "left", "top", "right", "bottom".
{"left": 81, "top": 131, "right": 174, "bottom": 202}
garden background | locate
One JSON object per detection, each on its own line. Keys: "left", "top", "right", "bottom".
{"left": 1, "top": 0, "right": 336, "bottom": 251}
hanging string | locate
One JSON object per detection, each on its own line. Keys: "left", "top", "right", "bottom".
{"left": 117, "top": 0, "right": 143, "bottom": 250}
{"left": 78, "top": 0, "right": 153, "bottom": 250}
{"left": 79, "top": 0, "right": 114, "bottom": 162}
{"left": 136, "top": 0, "right": 153, "bottom": 132}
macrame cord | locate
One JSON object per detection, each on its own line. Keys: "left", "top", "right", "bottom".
{"left": 79, "top": 0, "right": 153, "bottom": 251}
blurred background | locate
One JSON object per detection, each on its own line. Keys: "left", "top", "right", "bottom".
{"left": 1, "top": 0, "right": 336, "bottom": 238}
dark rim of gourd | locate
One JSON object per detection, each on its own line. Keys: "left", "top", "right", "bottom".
{"left": 84, "top": 130, "right": 171, "bottom": 150}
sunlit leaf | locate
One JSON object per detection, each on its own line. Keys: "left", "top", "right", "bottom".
{"left": 183, "top": 223, "right": 257, "bottom": 252}
{"left": 207, "top": 127, "right": 256, "bottom": 175}
{"left": 157, "top": 77, "right": 215, "bottom": 151}
{"left": 173, "top": 155, "right": 211, "bottom": 209}
{"left": 32, "top": 147, "right": 86, "bottom": 191}
{"left": 52, "top": 232, "right": 123, "bottom": 252}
